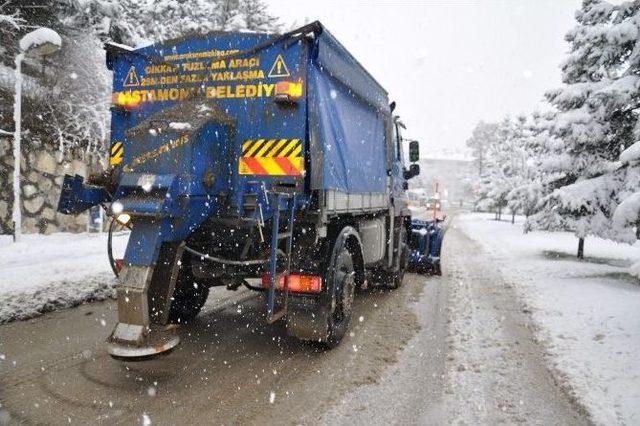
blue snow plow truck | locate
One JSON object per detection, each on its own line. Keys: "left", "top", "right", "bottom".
{"left": 58, "top": 21, "right": 442, "bottom": 359}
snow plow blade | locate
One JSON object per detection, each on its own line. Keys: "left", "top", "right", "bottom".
{"left": 408, "top": 219, "right": 445, "bottom": 274}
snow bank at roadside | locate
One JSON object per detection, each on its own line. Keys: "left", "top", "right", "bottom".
{"left": 459, "top": 213, "right": 640, "bottom": 425}
{"left": 0, "top": 232, "right": 127, "bottom": 323}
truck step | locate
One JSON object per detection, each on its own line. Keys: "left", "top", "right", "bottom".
{"left": 267, "top": 307, "right": 288, "bottom": 324}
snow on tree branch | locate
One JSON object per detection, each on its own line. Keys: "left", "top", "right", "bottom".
{"left": 0, "top": 11, "right": 23, "bottom": 30}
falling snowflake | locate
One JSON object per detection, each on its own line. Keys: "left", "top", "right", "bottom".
{"left": 112, "top": 201, "right": 123, "bottom": 214}
{"left": 141, "top": 182, "right": 153, "bottom": 193}
{"left": 414, "top": 48, "right": 428, "bottom": 64}
{"left": 142, "top": 413, "right": 152, "bottom": 425}
{"left": 269, "top": 391, "right": 275, "bottom": 404}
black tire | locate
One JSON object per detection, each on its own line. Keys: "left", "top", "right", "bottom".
{"left": 168, "top": 259, "right": 209, "bottom": 324}
{"left": 386, "top": 225, "right": 409, "bottom": 289}
{"left": 323, "top": 236, "right": 357, "bottom": 348}
{"left": 433, "top": 262, "right": 442, "bottom": 276}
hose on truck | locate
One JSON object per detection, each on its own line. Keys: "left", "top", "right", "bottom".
{"left": 183, "top": 246, "right": 271, "bottom": 266}
{"left": 106, "top": 213, "right": 276, "bottom": 279}
{"left": 107, "top": 218, "right": 120, "bottom": 277}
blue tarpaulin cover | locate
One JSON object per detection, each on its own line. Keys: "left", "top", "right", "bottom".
{"left": 107, "top": 22, "right": 390, "bottom": 197}
{"left": 308, "top": 27, "right": 390, "bottom": 194}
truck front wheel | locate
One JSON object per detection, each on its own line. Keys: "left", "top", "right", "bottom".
{"left": 386, "top": 225, "right": 409, "bottom": 289}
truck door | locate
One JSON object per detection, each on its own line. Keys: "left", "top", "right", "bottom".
{"left": 390, "top": 120, "right": 406, "bottom": 208}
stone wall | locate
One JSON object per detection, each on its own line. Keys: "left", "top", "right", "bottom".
{"left": 0, "top": 136, "right": 104, "bottom": 235}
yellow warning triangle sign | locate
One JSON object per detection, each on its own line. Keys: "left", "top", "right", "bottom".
{"left": 123, "top": 66, "right": 140, "bottom": 87}
{"left": 268, "top": 54, "right": 290, "bottom": 78}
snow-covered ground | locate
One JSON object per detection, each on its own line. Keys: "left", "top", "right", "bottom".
{"left": 0, "top": 232, "right": 127, "bottom": 323}
{"left": 459, "top": 213, "right": 640, "bottom": 425}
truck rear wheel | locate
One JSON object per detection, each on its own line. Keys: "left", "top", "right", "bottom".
{"left": 286, "top": 229, "right": 358, "bottom": 347}
{"left": 323, "top": 239, "right": 357, "bottom": 348}
{"left": 168, "top": 260, "right": 209, "bottom": 324}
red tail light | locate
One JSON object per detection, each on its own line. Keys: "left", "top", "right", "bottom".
{"left": 114, "top": 258, "right": 124, "bottom": 274}
{"left": 261, "top": 273, "right": 322, "bottom": 293}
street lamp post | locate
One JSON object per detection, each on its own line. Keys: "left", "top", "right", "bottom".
{"left": 12, "top": 51, "right": 24, "bottom": 242}
{"left": 12, "top": 27, "right": 61, "bottom": 242}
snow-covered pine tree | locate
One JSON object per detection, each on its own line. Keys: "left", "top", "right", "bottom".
{"left": 505, "top": 115, "right": 541, "bottom": 223}
{"left": 237, "top": 0, "right": 280, "bottom": 33}
{"left": 466, "top": 120, "right": 499, "bottom": 176}
{"left": 2, "top": 0, "right": 281, "bottom": 157}
{"left": 0, "top": 5, "right": 24, "bottom": 132}
{"left": 472, "top": 117, "right": 524, "bottom": 220}
{"left": 58, "top": 0, "right": 280, "bottom": 47}
{"left": 525, "top": 0, "right": 640, "bottom": 258}
{"left": 490, "top": 115, "right": 547, "bottom": 223}
{"left": 0, "top": 0, "right": 281, "bottom": 233}
{"left": 496, "top": 116, "right": 524, "bottom": 222}
{"left": 468, "top": 120, "right": 501, "bottom": 214}
{"left": 508, "top": 111, "right": 562, "bottom": 221}
{"left": 2, "top": 1, "right": 120, "bottom": 160}
{"left": 613, "top": 140, "right": 640, "bottom": 277}
{"left": 613, "top": 141, "right": 640, "bottom": 240}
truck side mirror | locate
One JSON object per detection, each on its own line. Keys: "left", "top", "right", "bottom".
{"left": 403, "top": 163, "right": 420, "bottom": 180}
{"left": 409, "top": 140, "right": 419, "bottom": 162}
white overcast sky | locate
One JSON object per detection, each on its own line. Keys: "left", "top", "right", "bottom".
{"left": 266, "top": 0, "right": 581, "bottom": 157}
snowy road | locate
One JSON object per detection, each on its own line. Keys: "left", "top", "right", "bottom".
{"left": 0, "top": 219, "right": 589, "bottom": 425}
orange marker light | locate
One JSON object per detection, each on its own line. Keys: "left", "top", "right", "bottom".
{"left": 112, "top": 91, "right": 142, "bottom": 110}
{"left": 274, "top": 80, "right": 303, "bottom": 103}
{"left": 261, "top": 273, "right": 322, "bottom": 293}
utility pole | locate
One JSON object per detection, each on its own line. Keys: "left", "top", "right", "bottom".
{"left": 433, "top": 181, "right": 440, "bottom": 221}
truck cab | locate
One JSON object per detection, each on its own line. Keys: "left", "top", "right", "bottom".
{"left": 390, "top": 115, "right": 420, "bottom": 203}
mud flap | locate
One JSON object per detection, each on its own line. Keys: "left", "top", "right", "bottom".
{"left": 107, "top": 243, "right": 184, "bottom": 359}
{"left": 286, "top": 296, "right": 330, "bottom": 342}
